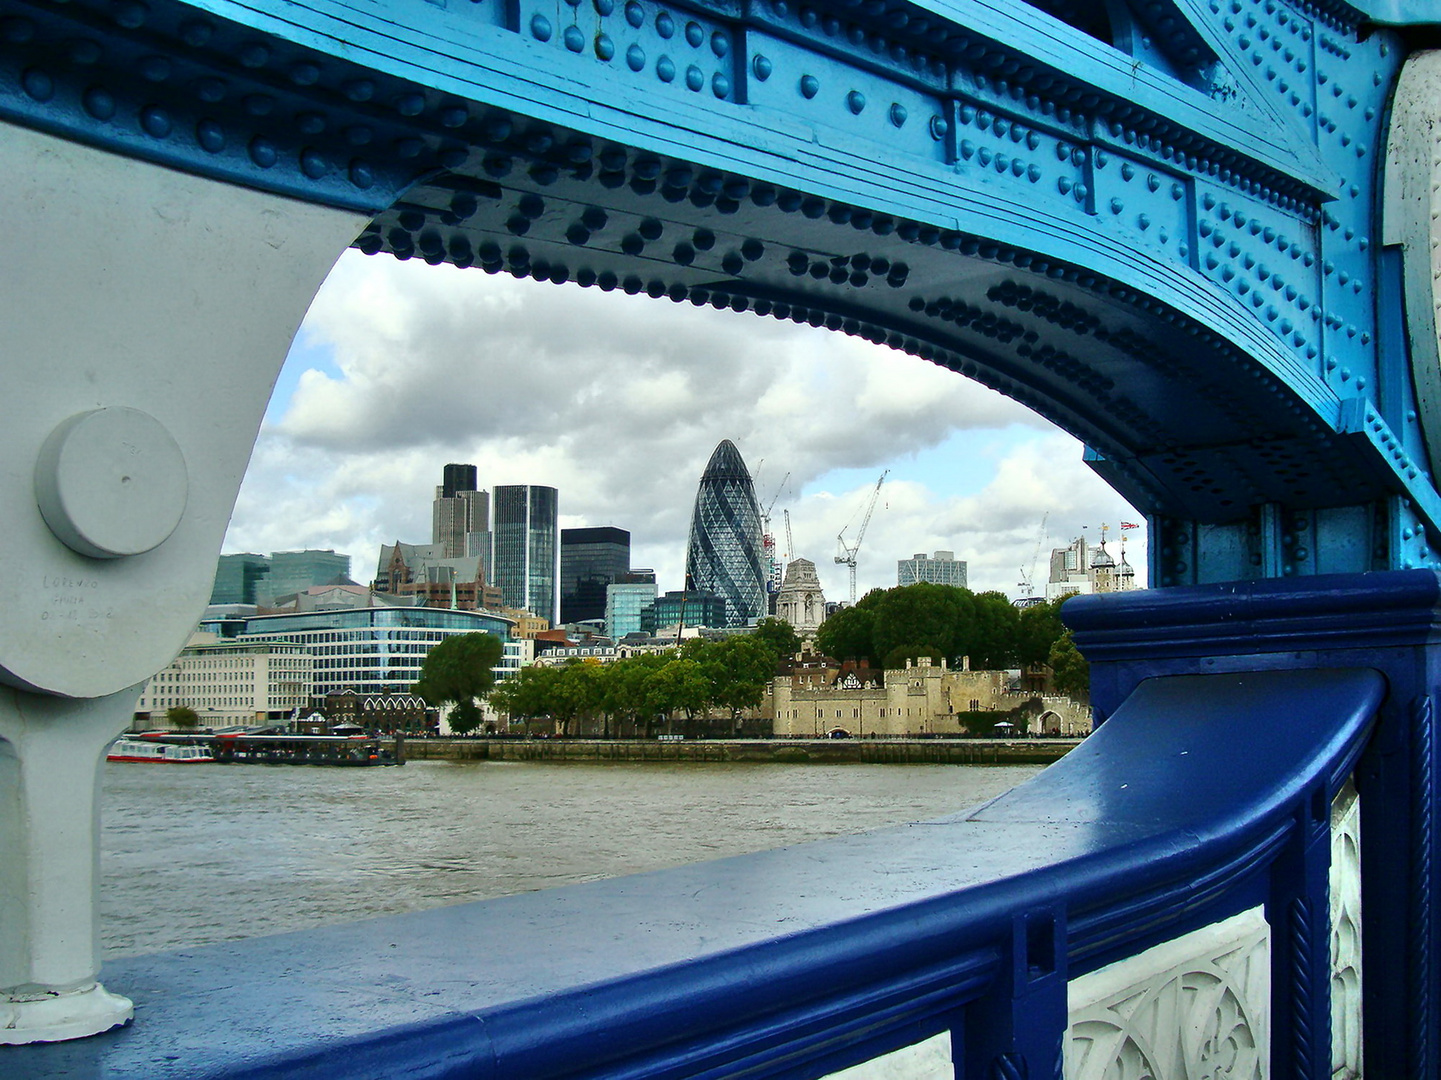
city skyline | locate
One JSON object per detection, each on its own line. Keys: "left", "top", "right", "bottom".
{"left": 224, "top": 252, "right": 1147, "bottom": 605}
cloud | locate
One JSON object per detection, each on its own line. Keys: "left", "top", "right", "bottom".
{"left": 224, "top": 252, "right": 1143, "bottom": 600}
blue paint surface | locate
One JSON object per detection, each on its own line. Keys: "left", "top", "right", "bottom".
{"left": 0, "top": 0, "right": 1432, "bottom": 580}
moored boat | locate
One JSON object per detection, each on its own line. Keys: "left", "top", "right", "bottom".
{"left": 107, "top": 738, "right": 214, "bottom": 764}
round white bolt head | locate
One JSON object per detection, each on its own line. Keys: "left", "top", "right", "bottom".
{"left": 34, "top": 407, "right": 188, "bottom": 559}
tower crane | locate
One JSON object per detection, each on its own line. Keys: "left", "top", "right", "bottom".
{"left": 834, "top": 470, "right": 888, "bottom": 605}
{"left": 759, "top": 471, "right": 790, "bottom": 595}
{"left": 1016, "top": 512, "right": 1049, "bottom": 607}
{"left": 783, "top": 508, "right": 795, "bottom": 564}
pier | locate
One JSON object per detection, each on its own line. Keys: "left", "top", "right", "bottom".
{"left": 404, "top": 737, "right": 1077, "bottom": 766}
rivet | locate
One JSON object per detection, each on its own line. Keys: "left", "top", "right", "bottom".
{"left": 83, "top": 86, "right": 117, "bottom": 120}
{"left": 114, "top": 1, "right": 148, "bottom": 29}
{"left": 657, "top": 56, "right": 675, "bottom": 82}
{"left": 180, "top": 19, "right": 213, "bottom": 46}
{"left": 625, "top": 1, "right": 643, "bottom": 27}
{"left": 140, "top": 105, "right": 171, "bottom": 138}
{"left": 712, "top": 73, "right": 730, "bottom": 98}
{"left": 300, "top": 149, "right": 328, "bottom": 178}
{"left": 628, "top": 44, "right": 646, "bottom": 71}
{"left": 239, "top": 42, "right": 269, "bottom": 68}
{"left": 686, "top": 65, "right": 703, "bottom": 91}
{"left": 656, "top": 11, "right": 674, "bottom": 37}
{"left": 753, "top": 54, "right": 772, "bottom": 80}
{"left": 800, "top": 74, "right": 819, "bottom": 99}
{"left": 596, "top": 34, "right": 615, "bottom": 61}
{"left": 847, "top": 90, "right": 865, "bottom": 114}
{"left": 196, "top": 118, "right": 225, "bottom": 152}
{"left": 291, "top": 62, "right": 321, "bottom": 86}
{"left": 564, "top": 26, "right": 584, "bottom": 51}
{"left": 531, "top": 14, "right": 552, "bottom": 40}
{"left": 685, "top": 21, "right": 703, "bottom": 46}
{"left": 249, "top": 137, "right": 278, "bottom": 168}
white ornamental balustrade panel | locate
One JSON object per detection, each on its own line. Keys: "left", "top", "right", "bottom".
{"left": 1066, "top": 907, "right": 1271, "bottom": 1080}
{"left": 1330, "top": 779, "right": 1363, "bottom": 1079}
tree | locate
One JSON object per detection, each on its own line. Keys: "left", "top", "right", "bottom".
{"left": 413, "top": 633, "right": 504, "bottom": 734}
{"left": 750, "top": 617, "right": 802, "bottom": 667}
{"left": 1016, "top": 599, "right": 1068, "bottom": 668}
{"left": 872, "top": 582, "right": 968, "bottom": 666}
{"left": 166, "top": 705, "right": 199, "bottom": 730}
{"left": 965, "top": 591, "right": 1021, "bottom": 670}
{"left": 698, "top": 637, "right": 775, "bottom": 726}
{"left": 1048, "top": 631, "right": 1090, "bottom": 700}
{"left": 815, "top": 601, "right": 878, "bottom": 662}
{"left": 646, "top": 657, "right": 709, "bottom": 725}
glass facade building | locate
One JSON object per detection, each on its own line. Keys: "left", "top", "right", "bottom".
{"left": 262, "top": 550, "right": 352, "bottom": 604}
{"left": 560, "top": 526, "right": 631, "bottom": 624}
{"left": 492, "top": 485, "right": 559, "bottom": 623}
{"left": 897, "top": 550, "right": 968, "bottom": 588}
{"left": 210, "top": 553, "right": 271, "bottom": 605}
{"left": 605, "top": 571, "right": 658, "bottom": 640}
{"left": 639, "top": 590, "right": 727, "bottom": 635}
{"left": 684, "top": 440, "right": 765, "bottom": 628}
{"left": 229, "top": 607, "right": 520, "bottom": 699}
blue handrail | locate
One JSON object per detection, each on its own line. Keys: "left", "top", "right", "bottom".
{"left": 12, "top": 666, "right": 1380, "bottom": 1078}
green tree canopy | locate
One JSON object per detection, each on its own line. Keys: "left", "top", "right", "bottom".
{"left": 1016, "top": 599, "right": 1068, "bottom": 668}
{"left": 413, "top": 632, "right": 504, "bottom": 734}
{"left": 964, "top": 591, "right": 1021, "bottom": 670}
{"left": 697, "top": 637, "right": 775, "bottom": 720}
{"left": 814, "top": 598, "right": 879, "bottom": 663}
{"left": 872, "top": 582, "right": 968, "bottom": 667}
{"left": 166, "top": 705, "right": 200, "bottom": 730}
{"left": 750, "top": 617, "right": 803, "bottom": 667}
{"left": 1048, "top": 631, "right": 1090, "bottom": 700}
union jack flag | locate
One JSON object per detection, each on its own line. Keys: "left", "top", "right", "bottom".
{"left": 1120, "top": 521, "right": 1140, "bottom": 530}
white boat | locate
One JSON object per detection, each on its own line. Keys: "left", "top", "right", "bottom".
{"left": 107, "top": 738, "right": 214, "bottom": 764}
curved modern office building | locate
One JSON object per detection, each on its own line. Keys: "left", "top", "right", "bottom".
{"left": 684, "top": 440, "right": 766, "bottom": 628}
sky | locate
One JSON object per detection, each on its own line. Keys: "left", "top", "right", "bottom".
{"left": 224, "top": 250, "right": 1147, "bottom": 604}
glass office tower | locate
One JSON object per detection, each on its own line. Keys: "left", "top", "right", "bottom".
{"left": 492, "top": 485, "right": 559, "bottom": 623}
{"left": 684, "top": 440, "right": 765, "bottom": 628}
{"left": 559, "top": 527, "right": 631, "bottom": 625}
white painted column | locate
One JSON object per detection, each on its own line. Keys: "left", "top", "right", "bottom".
{"left": 0, "top": 118, "right": 367, "bottom": 1042}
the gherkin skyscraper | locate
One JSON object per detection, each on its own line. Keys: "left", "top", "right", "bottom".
{"left": 685, "top": 440, "right": 766, "bottom": 628}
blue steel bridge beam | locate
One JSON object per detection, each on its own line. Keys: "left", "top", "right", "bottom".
{"left": 0, "top": 0, "right": 1435, "bottom": 576}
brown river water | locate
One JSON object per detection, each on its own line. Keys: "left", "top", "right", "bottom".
{"left": 100, "top": 759, "right": 1041, "bottom": 958}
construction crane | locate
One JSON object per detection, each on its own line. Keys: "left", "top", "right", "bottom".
{"left": 758, "top": 472, "right": 790, "bottom": 596}
{"left": 783, "top": 508, "right": 795, "bottom": 564}
{"left": 834, "top": 470, "right": 888, "bottom": 605}
{"left": 1016, "top": 512, "right": 1050, "bottom": 607}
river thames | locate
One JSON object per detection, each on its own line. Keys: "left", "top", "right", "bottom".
{"left": 100, "top": 759, "right": 1041, "bottom": 958}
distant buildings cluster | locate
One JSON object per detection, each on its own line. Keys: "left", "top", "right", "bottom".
{"left": 156, "top": 441, "right": 1125, "bottom": 733}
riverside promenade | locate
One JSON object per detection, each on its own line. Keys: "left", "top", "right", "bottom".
{"left": 403, "top": 738, "right": 1080, "bottom": 766}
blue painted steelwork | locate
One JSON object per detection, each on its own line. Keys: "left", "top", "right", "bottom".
{"left": 1, "top": 0, "right": 1439, "bottom": 584}
{"left": 3, "top": 659, "right": 1382, "bottom": 1076}
{"left": 5, "top": 0, "right": 1441, "bottom": 1072}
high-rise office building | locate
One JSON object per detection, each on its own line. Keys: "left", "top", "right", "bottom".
{"left": 897, "top": 550, "right": 968, "bottom": 588}
{"left": 605, "top": 570, "right": 658, "bottom": 640}
{"left": 210, "top": 553, "right": 271, "bottom": 605}
{"left": 684, "top": 440, "right": 765, "bottom": 628}
{"left": 262, "top": 550, "right": 352, "bottom": 604}
{"left": 560, "top": 527, "right": 631, "bottom": 624}
{"left": 433, "top": 463, "right": 490, "bottom": 564}
{"left": 492, "top": 485, "right": 559, "bottom": 623}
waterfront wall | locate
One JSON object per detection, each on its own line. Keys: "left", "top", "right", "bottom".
{"left": 402, "top": 737, "right": 1079, "bottom": 766}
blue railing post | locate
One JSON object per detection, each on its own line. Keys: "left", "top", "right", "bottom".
{"left": 1066, "top": 570, "right": 1441, "bottom": 1080}
{"left": 1266, "top": 785, "right": 1333, "bottom": 1080}
{"left": 958, "top": 908, "right": 1067, "bottom": 1080}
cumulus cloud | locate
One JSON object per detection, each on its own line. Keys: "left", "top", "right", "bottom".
{"left": 224, "top": 251, "right": 1144, "bottom": 599}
